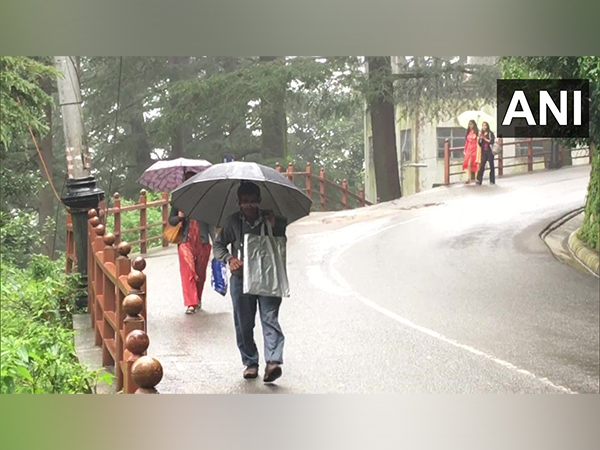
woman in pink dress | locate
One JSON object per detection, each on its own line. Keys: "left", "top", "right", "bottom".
{"left": 462, "top": 120, "right": 479, "bottom": 184}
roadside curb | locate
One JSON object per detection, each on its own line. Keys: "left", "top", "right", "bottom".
{"left": 539, "top": 207, "right": 585, "bottom": 241}
{"left": 568, "top": 228, "right": 600, "bottom": 277}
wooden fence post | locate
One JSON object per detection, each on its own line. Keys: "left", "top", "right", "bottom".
{"left": 101, "top": 232, "right": 117, "bottom": 368}
{"left": 359, "top": 189, "right": 365, "bottom": 207}
{"left": 319, "top": 168, "right": 326, "bottom": 211}
{"left": 497, "top": 137, "right": 503, "bottom": 177}
{"left": 342, "top": 179, "right": 348, "bottom": 209}
{"left": 92, "top": 223, "right": 106, "bottom": 347}
{"left": 132, "top": 354, "right": 163, "bottom": 394}
{"left": 287, "top": 162, "right": 294, "bottom": 182}
{"left": 98, "top": 199, "right": 107, "bottom": 226}
{"left": 113, "top": 193, "right": 121, "bottom": 245}
{"left": 87, "top": 209, "right": 100, "bottom": 327}
{"left": 130, "top": 256, "right": 147, "bottom": 321}
{"left": 527, "top": 138, "right": 533, "bottom": 172}
{"left": 115, "top": 241, "right": 133, "bottom": 391}
{"left": 444, "top": 138, "right": 450, "bottom": 185}
{"left": 275, "top": 162, "right": 281, "bottom": 173}
{"left": 161, "top": 192, "right": 169, "bottom": 248}
{"left": 139, "top": 189, "right": 147, "bottom": 254}
{"left": 306, "top": 162, "right": 312, "bottom": 199}
{"left": 123, "top": 329, "right": 148, "bottom": 394}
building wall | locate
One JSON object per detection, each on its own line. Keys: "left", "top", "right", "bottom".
{"left": 363, "top": 56, "right": 587, "bottom": 198}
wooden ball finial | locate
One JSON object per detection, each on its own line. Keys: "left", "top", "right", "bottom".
{"left": 117, "top": 242, "right": 131, "bottom": 257}
{"left": 132, "top": 256, "right": 146, "bottom": 271}
{"left": 127, "top": 270, "right": 146, "bottom": 290}
{"left": 89, "top": 216, "right": 101, "bottom": 227}
{"left": 95, "top": 224, "right": 106, "bottom": 236}
{"left": 132, "top": 356, "right": 163, "bottom": 392}
{"left": 104, "top": 232, "right": 116, "bottom": 246}
{"left": 88, "top": 208, "right": 98, "bottom": 218}
{"left": 123, "top": 294, "right": 144, "bottom": 317}
{"left": 126, "top": 329, "right": 149, "bottom": 355}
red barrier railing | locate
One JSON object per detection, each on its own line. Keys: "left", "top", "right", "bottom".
{"left": 276, "top": 161, "right": 371, "bottom": 210}
{"left": 86, "top": 208, "right": 163, "bottom": 394}
{"left": 443, "top": 138, "right": 591, "bottom": 184}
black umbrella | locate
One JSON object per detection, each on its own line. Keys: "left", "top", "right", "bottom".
{"left": 170, "top": 161, "right": 312, "bottom": 227}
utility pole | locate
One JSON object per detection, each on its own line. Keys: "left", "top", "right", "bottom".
{"left": 55, "top": 56, "right": 104, "bottom": 307}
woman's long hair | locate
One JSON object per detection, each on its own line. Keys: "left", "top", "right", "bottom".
{"left": 481, "top": 121, "right": 490, "bottom": 136}
{"left": 466, "top": 119, "right": 479, "bottom": 138}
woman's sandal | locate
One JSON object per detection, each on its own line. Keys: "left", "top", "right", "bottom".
{"left": 185, "top": 306, "right": 196, "bottom": 315}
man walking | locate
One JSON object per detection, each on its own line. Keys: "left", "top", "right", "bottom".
{"left": 213, "top": 181, "right": 287, "bottom": 383}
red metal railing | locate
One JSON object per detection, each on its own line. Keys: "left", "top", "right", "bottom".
{"left": 276, "top": 161, "right": 372, "bottom": 210}
{"left": 65, "top": 162, "right": 370, "bottom": 268}
{"left": 443, "top": 138, "right": 592, "bottom": 184}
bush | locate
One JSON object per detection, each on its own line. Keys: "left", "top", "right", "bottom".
{"left": 114, "top": 191, "right": 165, "bottom": 253}
{"left": 578, "top": 148, "right": 599, "bottom": 251}
{"left": 0, "top": 210, "right": 54, "bottom": 267}
{"left": 0, "top": 255, "right": 113, "bottom": 393}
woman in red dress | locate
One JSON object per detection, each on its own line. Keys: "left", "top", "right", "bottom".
{"left": 462, "top": 120, "right": 479, "bottom": 184}
{"left": 168, "top": 171, "right": 215, "bottom": 315}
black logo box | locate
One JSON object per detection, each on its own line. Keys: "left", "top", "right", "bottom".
{"left": 497, "top": 79, "right": 590, "bottom": 139}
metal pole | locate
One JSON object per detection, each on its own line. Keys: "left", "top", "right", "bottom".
{"left": 55, "top": 56, "right": 104, "bottom": 307}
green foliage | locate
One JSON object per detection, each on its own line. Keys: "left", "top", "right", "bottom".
{"left": 501, "top": 56, "right": 599, "bottom": 251}
{"left": 0, "top": 57, "right": 57, "bottom": 215}
{"left": 501, "top": 56, "right": 600, "bottom": 146}
{"left": 0, "top": 56, "right": 57, "bottom": 149}
{"left": 0, "top": 210, "right": 54, "bottom": 267}
{"left": 362, "top": 56, "right": 501, "bottom": 122}
{"left": 107, "top": 191, "right": 165, "bottom": 253}
{"left": 579, "top": 149, "right": 599, "bottom": 251}
{"left": 0, "top": 256, "right": 113, "bottom": 393}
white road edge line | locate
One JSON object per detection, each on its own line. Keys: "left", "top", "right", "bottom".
{"left": 326, "top": 212, "right": 578, "bottom": 394}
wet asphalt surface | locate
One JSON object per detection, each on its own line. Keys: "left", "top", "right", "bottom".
{"left": 145, "top": 165, "right": 599, "bottom": 393}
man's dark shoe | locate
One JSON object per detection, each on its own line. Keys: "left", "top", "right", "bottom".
{"left": 243, "top": 364, "right": 259, "bottom": 379}
{"left": 263, "top": 362, "right": 282, "bottom": 383}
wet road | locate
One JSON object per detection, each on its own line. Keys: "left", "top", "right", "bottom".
{"left": 146, "top": 165, "right": 599, "bottom": 393}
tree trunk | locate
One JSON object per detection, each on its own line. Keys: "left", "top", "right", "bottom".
{"left": 169, "top": 56, "right": 189, "bottom": 158}
{"left": 259, "top": 56, "right": 288, "bottom": 159}
{"left": 130, "top": 110, "right": 153, "bottom": 196}
{"left": 38, "top": 76, "right": 55, "bottom": 257}
{"left": 367, "top": 57, "right": 402, "bottom": 202}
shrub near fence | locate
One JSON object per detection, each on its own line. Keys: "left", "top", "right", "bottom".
{"left": 0, "top": 256, "right": 112, "bottom": 393}
{"left": 117, "top": 191, "right": 165, "bottom": 254}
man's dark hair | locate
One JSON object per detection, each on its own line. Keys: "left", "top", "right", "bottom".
{"left": 237, "top": 181, "right": 261, "bottom": 199}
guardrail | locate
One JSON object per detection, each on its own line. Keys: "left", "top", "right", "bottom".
{"left": 443, "top": 138, "right": 592, "bottom": 184}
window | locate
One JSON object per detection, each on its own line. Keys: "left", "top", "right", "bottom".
{"left": 399, "top": 129, "right": 412, "bottom": 162}
{"left": 437, "top": 127, "right": 466, "bottom": 159}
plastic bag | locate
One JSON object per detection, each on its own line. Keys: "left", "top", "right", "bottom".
{"left": 243, "top": 220, "right": 290, "bottom": 298}
{"left": 211, "top": 258, "right": 228, "bottom": 296}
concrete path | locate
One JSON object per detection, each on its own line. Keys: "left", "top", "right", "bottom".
{"left": 143, "top": 165, "right": 599, "bottom": 393}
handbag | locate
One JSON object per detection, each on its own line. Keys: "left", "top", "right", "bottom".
{"left": 242, "top": 219, "right": 290, "bottom": 298}
{"left": 163, "top": 220, "right": 182, "bottom": 244}
{"left": 211, "top": 258, "right": 228, "bottom": 296}
{"left": 492, "top": 142, "right": 501, "bottom": 155}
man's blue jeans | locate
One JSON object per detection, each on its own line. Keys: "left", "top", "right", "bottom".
{"left": 229, "top": 275, "right": 284, "bottom": 367}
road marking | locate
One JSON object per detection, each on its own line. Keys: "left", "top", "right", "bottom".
{"left": 324, "top": 213, "right": 578, "bottom": 394}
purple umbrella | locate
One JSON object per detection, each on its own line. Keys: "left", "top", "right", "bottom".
{"left": 139, "top": 157, "right": 212, "bottom": 192}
